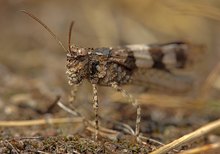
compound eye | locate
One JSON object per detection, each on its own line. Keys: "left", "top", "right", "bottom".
{"left": 78, "top": 48, "right": 88, "bottom": 55}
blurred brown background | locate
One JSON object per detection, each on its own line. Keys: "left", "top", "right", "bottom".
{"left": 1, "top": 1, "right": 220, "bottom": 149}
{"left": 1, "top": 0, "right": 220, "bottom": 119}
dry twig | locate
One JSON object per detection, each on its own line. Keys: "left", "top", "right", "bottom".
{"left": 5, "top": 140, "right": 19, "bottom": 154}
{"left": 150, "top": 118, "right": 220, "bottom": 154}
{"left": 180, "top": 142, "right": 220, "bottom": 154}
{"left": 200, "top": 62, "right": 220, "bottom": 101}
{"left": 0, "top": 117, "right": 83, "bottom": 127}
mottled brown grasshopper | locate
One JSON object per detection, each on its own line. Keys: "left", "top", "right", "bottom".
{"left": 21, "top": 10, "right": 192, "bottom": 141}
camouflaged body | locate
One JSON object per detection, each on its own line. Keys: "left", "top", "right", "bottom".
{"left": 66, "top": 46, "right": 135, "bottom": 86}
{"left": 66, "top": 42, "right": 189, "bottom": 88}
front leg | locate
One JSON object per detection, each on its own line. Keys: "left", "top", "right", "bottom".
{"left": 111, "top": 83, "right": 141, "bottom": 142}
{"left": 92, "top": 84, "right": 99, "bottom": 140}
{"left": 68, "top": 84, "right": 80, "bottom": 109}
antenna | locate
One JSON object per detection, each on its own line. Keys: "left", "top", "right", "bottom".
{"left": 20, "top": 10, "right": 68, "bottom": 52}
{"left": 68, "top": 21, "right": 75, "bottom": 52}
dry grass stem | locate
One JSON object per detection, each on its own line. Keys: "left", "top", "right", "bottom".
{"left": 57, "top": 101, "right": 81, "bottom": 117}
{"left": 0, "top": 117, "right": 83, "bottom": 127}
{"left": 86, "top": 127, "right": 120, "bottom": 141}
{"left": 108, "top": 120, "right": 135, "bottom": 135}
{"left": 150, "top": 118, "right": 220, "bottom": 154}
{"left": 36, "top": 151, "right": 51, "bottom": 154}
{"left": 57, "top": 100, "right": 121, "bottom": 140}
{"left": 200, "top": 62, "right": 220, "bottom": 100}
{"left": 5, "top": 140, "right": 19, "bottom": 154}
{"left": 180, "top": 142, "right": 220, "bottom": 154}
{"left": 112, "top": 92, "right": 195, "bottom": 109}
{"left": 57, "top": 101, "right": 163, "bottom": 144}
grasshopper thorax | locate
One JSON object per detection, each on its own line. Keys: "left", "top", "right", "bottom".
{"left": 66, "top": 46, "right": 93, "bottom": 85}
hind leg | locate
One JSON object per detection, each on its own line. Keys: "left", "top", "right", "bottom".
{"left": 111, "top": 83, "right": 141, "bottom": 141}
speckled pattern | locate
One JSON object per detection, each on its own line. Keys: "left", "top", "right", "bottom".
{"left": 66, "top": 42, "right": 188, "bottom": 87}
